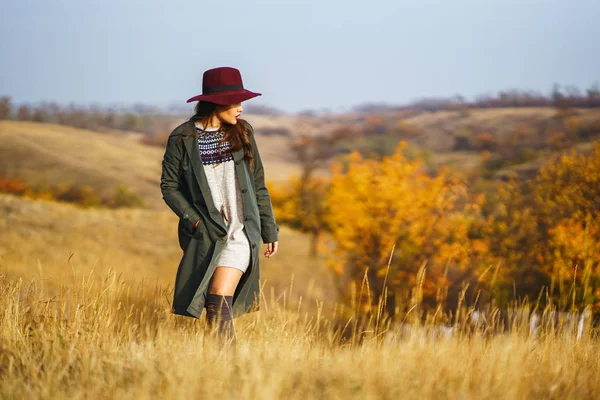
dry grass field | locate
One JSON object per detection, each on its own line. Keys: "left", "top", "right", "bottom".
{"left": 2, "top": 118, "right": 600, "bottom": 398}
{"left": 1, "top": 245, "right": 599, "bottom": 398}
{"left": 0, "top": 194, "right": 334, "bottom": 308}
{"left": 0, "top": 121, "right": 166, "bottom": 208}
{"left": 2, "top": 195, "right": 599, "bottom": 399}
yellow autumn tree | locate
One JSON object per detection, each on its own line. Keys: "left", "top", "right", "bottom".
{"left": 481, "top": 143, "right": 600, "bottom": 312}
{"left": 324, "top": 142, "right": 488, "bottom": 314}
{"left": 548, "top": 215, "right": 600, "bottom": 310}
{"left": 268, "top": 176, "right": 329, "bottom": 256}
{"left": 533, "top": 143, "right": 600, "bottom": 310}
{"left": 480, "top": 176, "right": 547, "bottom": 304}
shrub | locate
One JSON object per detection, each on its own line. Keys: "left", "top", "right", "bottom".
{"left": 0, "top": 177, "right": 27, "bottom": 195}
{"left": 109, "top": 185, "right": 145, "bottom": 208}
{"left": 56, "top": 186, "right": 103, "bottom": 208}
{"left": 474, "top": 132, "right": 496, "bottom": 150}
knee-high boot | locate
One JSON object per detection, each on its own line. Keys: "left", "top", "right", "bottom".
{"left": 205, "top": 293, "right": 236, "bottom": 344}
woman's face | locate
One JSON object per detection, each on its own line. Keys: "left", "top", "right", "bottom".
{"left": 216, "top": 103, "right": 243, "bottom": 125}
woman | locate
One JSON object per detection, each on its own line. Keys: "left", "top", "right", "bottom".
{"left": 160, "top": 66, "right": 279, "bottom": 344}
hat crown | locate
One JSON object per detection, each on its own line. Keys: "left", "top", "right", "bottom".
{"left": 202, "top": 67, "right": 244, "bottom": 94}
{"left": 186, "top": 66, "right": 261, "bottom": 104}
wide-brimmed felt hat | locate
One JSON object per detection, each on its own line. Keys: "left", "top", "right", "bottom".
{"left": 186, "top": 66, "right": 261, "bottom": 105}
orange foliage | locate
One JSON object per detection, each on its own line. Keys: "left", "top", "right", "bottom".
{"left": 324, "top": 142, "right": 488, "bottom": 309}
{"left": 269, "top": 176, "right": 330, "bottom": 256}
{"left": 0, "top": 177, "right": 27, "bottom": 195}
{"left": 269, "top": 176, "right": 329, "bottom": 234}
{"left": 267, "top": 140, "right": 600, "bottom": 315}
{"left": 482, "top": 144, "right": 600, "bottom": 310}
{"left": 0, "top": 175, "right": 143, "bottom": 209}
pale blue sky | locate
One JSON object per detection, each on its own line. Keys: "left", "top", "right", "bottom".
{"left": 1, "top": 0, "right": 598, "bottom": 112}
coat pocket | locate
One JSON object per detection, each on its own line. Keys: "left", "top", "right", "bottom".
{"left": 177, "top": 219, "right": 193, "bottom": 251}
{"left": 190, "top": 216, "right": 207, "bottom": 240}
{"left": 177, "top": 216, "right": 205, "bottom": 250}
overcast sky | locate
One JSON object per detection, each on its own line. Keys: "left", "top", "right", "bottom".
{"left": 1, "top": 0, "right": 598, "bottom": 112}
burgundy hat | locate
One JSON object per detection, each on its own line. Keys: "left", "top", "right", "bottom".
{"left": 186, "top": 66, "right": 261, "bottom": 104}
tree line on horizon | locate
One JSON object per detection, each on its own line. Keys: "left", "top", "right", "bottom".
{"left": 2, "top": 82, "right": 600, "bottom": 133}
{"left": 351, "top": 82, "right": 600, "bottom": 114}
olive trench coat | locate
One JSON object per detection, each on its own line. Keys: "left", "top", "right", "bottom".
{"left": 160, "top": 118, "right": 279, "bottom": 319}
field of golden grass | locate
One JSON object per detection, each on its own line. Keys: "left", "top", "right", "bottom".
{"left": 0, "top": 194, "right": 334, "bottom": 308}
{"left": 2, "top": 194, "right": 600, "bottom": 398}
{"left": 2, "top": 256, "right": 599, "bottom": 398}
{"left": 2, "top": 117, "right": 600, "bottom": 398}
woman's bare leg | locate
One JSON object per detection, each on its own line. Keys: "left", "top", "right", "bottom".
{"left": 208, "top": 266, "right": 244, "bottom": 295}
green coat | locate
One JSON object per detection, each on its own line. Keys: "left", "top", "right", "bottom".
{"left": 160, "top": 118, "right": 279, "bottom": 319}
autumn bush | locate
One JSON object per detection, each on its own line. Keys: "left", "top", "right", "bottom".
{"left": 269, "top": 175, "right": 329, "bottom": 256}
{"left": 271, "top": 141, "right": 600, "bottom": 318}
{"left": 324, "top": 142, "right": 489, "bottom": 315}
{"left": 109, "top": 185, "right": 146, "bottom": 208}
{"left": 54, "top": 185, "right": 103, "bottom": 207}
{"left": 0, "top": 175, "right": 145, "bottom": 209}
{"left": 0, "top": 176, "right": 27, "bottom": 195}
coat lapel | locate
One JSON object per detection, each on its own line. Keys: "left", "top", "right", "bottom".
{"left": 181, "top": 127, "right": 227, "bottom": 233}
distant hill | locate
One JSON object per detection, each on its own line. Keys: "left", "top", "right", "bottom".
{"left": 0, "top": 120, "right": 300, "bottom": 209}
{"left": 314, "top": 107, "right": 600, "bottom": 177}
{"left": 402, "top": 107, "right": 600, "bottom": 152}
{"left": 0, "top": 121, "right": 166, "bottom": 208}
{"left": 3, "top": 107, "right": 598, "bottom": 206}
{"left": 403, "top": 107, "right": 600, "bottom": 176}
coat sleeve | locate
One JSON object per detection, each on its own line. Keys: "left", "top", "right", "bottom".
{"left": 160, "top": 134, "right": 201, "bottom": 231}
{"left": 247, "top": 124, "right": 280, "bottom": 244}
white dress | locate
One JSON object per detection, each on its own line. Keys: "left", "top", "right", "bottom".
{"left": 196, "top": 123, "right": 251, "bottom": 273}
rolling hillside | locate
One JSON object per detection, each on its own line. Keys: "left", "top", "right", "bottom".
{"left": 0, "top": 119, "right": 333, "bottom": 308}
{"left": 0, "top": 120, "right": 300, "bottom": 209}
{"left": 403, "top": 107, "right": 600, "bottom": 152}
{"left": 0, "top": 121, "right": 166, "bottom": 208}
{"left": 3, "top": 107, "right": 600, "bottom": 204}
{"left": 324, "top": 107, "right": 600, "bottom": 176}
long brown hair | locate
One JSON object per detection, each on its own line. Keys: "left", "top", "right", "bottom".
{"left": 189, "top": 101, "right": 254, "bottom": 169}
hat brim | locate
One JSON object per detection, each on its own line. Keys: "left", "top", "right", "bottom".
{"left": 186, "top": 89, "right": 262, "bottom": 104}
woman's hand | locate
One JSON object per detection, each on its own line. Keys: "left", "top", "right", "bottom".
{"left": 191, "top": 219, "right": 201, "bottom": 232}
{"left": 264, "top": 241, "right": 278, "bottom": 258}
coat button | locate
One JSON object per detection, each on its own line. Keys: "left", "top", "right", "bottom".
{"left": 241, "top": 188, "right": 247, "bottom": 193}
{"left": 183, "top": 213, "right": 189, "bottom": 218}
{"left": 235, "top": 160, "right": 241, "bottom": 165}
{"left": 252, "top": 243, "right": 256, "bottom": 248}
{"left": 244, "top": 216, "right": 250, "bottom": 221}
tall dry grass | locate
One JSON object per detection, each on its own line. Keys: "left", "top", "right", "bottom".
{"left": 1, "top": 266, "right": 599, "bottom": 399}
{"left": 0, "top": 193, "right": 334, "bottom": 307}
{"left": 2, "top": 191, "right": 600, "bottom": 398}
